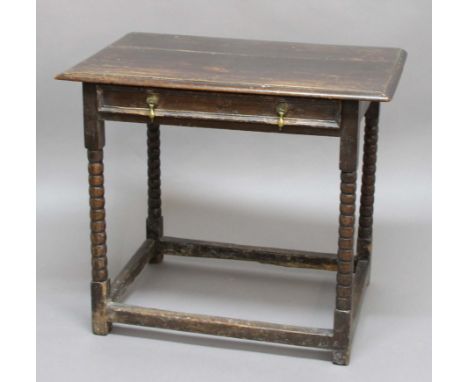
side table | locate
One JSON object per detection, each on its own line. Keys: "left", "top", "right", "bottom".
{"left": 56, "top": 32, "right": 406, "bottom": 365}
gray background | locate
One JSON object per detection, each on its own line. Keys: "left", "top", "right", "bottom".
{"left": 37, "top": 1, "right": 431, "bottom": 381}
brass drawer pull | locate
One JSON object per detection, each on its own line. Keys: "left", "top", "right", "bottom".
{"left": 146, "top": 94, "right": 159, "bottom": 122}
{"left": 276, "top": 102, "right": 288, "bottom": 130}
{"left": 98, "top": 86, "right": 342, "bottom": 131}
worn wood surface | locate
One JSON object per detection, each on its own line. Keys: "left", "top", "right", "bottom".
{"left": 96, "top": 84, "right": 342, "bottom": 134}
{"left": 331, "top": 260, "right": 370, "bottom": 365}
{"left": 58, "top": 33, "right": 406, "bottom": 365}
{"left": 160, "top": 236, "right": 338, "bottom": 270}
{"left": 99, "top": 107, "right": 342, "bottom": 137}
{"left": 108, "top": 302, "right": 334, "bottom": 348}
{"left": 146, "top": 122, "right": 164, "bottom": 263}
{"left": 357, "top": 102, "right": 379, "bottom": 262}
{"left": 87, "top": 149, "right": 108, "bottom": 283}
{"left": 351, "top": 260, "right": 370, "bottom": 324}
{"left": 57, "top": 32, "right": 406, "bottom": 101}
{"left": 83, "top": 83, "right": 111, "bottom": 335}
{"left": 332, "top": 100, "right": 360, "bottom": 365}
{"left": 110, "top": 239, "right": 156, "bottom": 302}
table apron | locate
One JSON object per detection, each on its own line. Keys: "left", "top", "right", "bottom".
{"left": 96, "top": 84, "right": 343, "bottom": 136}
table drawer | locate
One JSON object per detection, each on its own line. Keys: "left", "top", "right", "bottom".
{"left": 96, "top": 85, "right": 342, "bottom": 134}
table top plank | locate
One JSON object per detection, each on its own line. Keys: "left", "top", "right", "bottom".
{"left": 56, "top": 33, "right": 406, "bottom": 101}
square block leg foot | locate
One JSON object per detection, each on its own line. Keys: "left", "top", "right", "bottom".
{"left": 146, "top": 217, "right": 163, "bottom": 264}
{"left": 149, "top": 249, "right": 164, "bottom": 264}
{"left": 92, "top": 320, "right": 112, "bottom": 335}
{"left": 91, "top": 280, "right": 112, "bottom": 335}
{"left": 149, "top": 255, "right": 164, "bottom": 264}
{"left": 332, "top": 349, "right": 351, "bottom": 365}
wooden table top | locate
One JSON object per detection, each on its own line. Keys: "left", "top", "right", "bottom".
{"left": 56, "top": 32, "right": 406, "bottom": 101}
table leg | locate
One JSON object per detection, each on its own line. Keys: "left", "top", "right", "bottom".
{"left": 332, "top": 101, "right": 360, "bottom": 365}
{"left": 147, "top": 122, "right": 164, "bottom": 263}
{"left": 357, "top": 102, "right": 380, "bottom": 265}
{"left": 83, "top": 83, "right": 111, "bottom": 335}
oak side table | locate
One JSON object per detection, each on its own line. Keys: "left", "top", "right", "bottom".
{"left": 56, "top": 32, "right": 406, "bottom": 365}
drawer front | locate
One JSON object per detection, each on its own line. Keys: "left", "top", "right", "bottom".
{"left": 96, "top": 85, "right": 342, "bottom": 134}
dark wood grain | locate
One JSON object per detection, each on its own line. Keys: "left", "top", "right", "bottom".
{"left": 108, "top": 302, "right": 334, "bottom": 348}
{"left": 87, "top": 149, "right": 108, "bottom": 283}
{"left": 58, "top": 33, "right": 405, "bottom": 365}
{"left": 96, "top": 84, "right": 342, "bottom": 133}
{"left": 332, "top": 101, "right": 360, "bottom": 365}
{"left": 83, "top": 83, "right": 111, "bottom": 335}
{"left": 57, "top": 32, "right": 406, "bottom": 101}
{"left": 110, "top": 239, "right": 156, "bottom": 303}
{"left": 357, "top": 102, "right": 380, "bottom": 262}
{"left": 160, "top": 236, "right": 338, "bottom": 270}
{"left": 146, "top": 122, "right": 164, "bottom": 263}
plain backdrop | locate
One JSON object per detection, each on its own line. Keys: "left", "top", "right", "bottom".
{"left": 37, "top": 1, "right": 431, "bottom": 381}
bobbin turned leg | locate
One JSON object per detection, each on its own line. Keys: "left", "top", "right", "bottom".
{"left": 357, "top": 102, "right": 380, "bottom": 269}
{"left": 332, "top": 101, "right": 360, "bottom": 365}
{"left": 147, "top": 122, "right": 164, "bottom": 263}
{"left": 83, "top": 83, "right": 111, "bottom": 335}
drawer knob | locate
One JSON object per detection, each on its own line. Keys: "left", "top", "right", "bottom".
{"left": 146, "top": 94, "right": 159, "bottom": 122}
{"left": 276, "top": 102, "right": 288, "bottom": 130}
